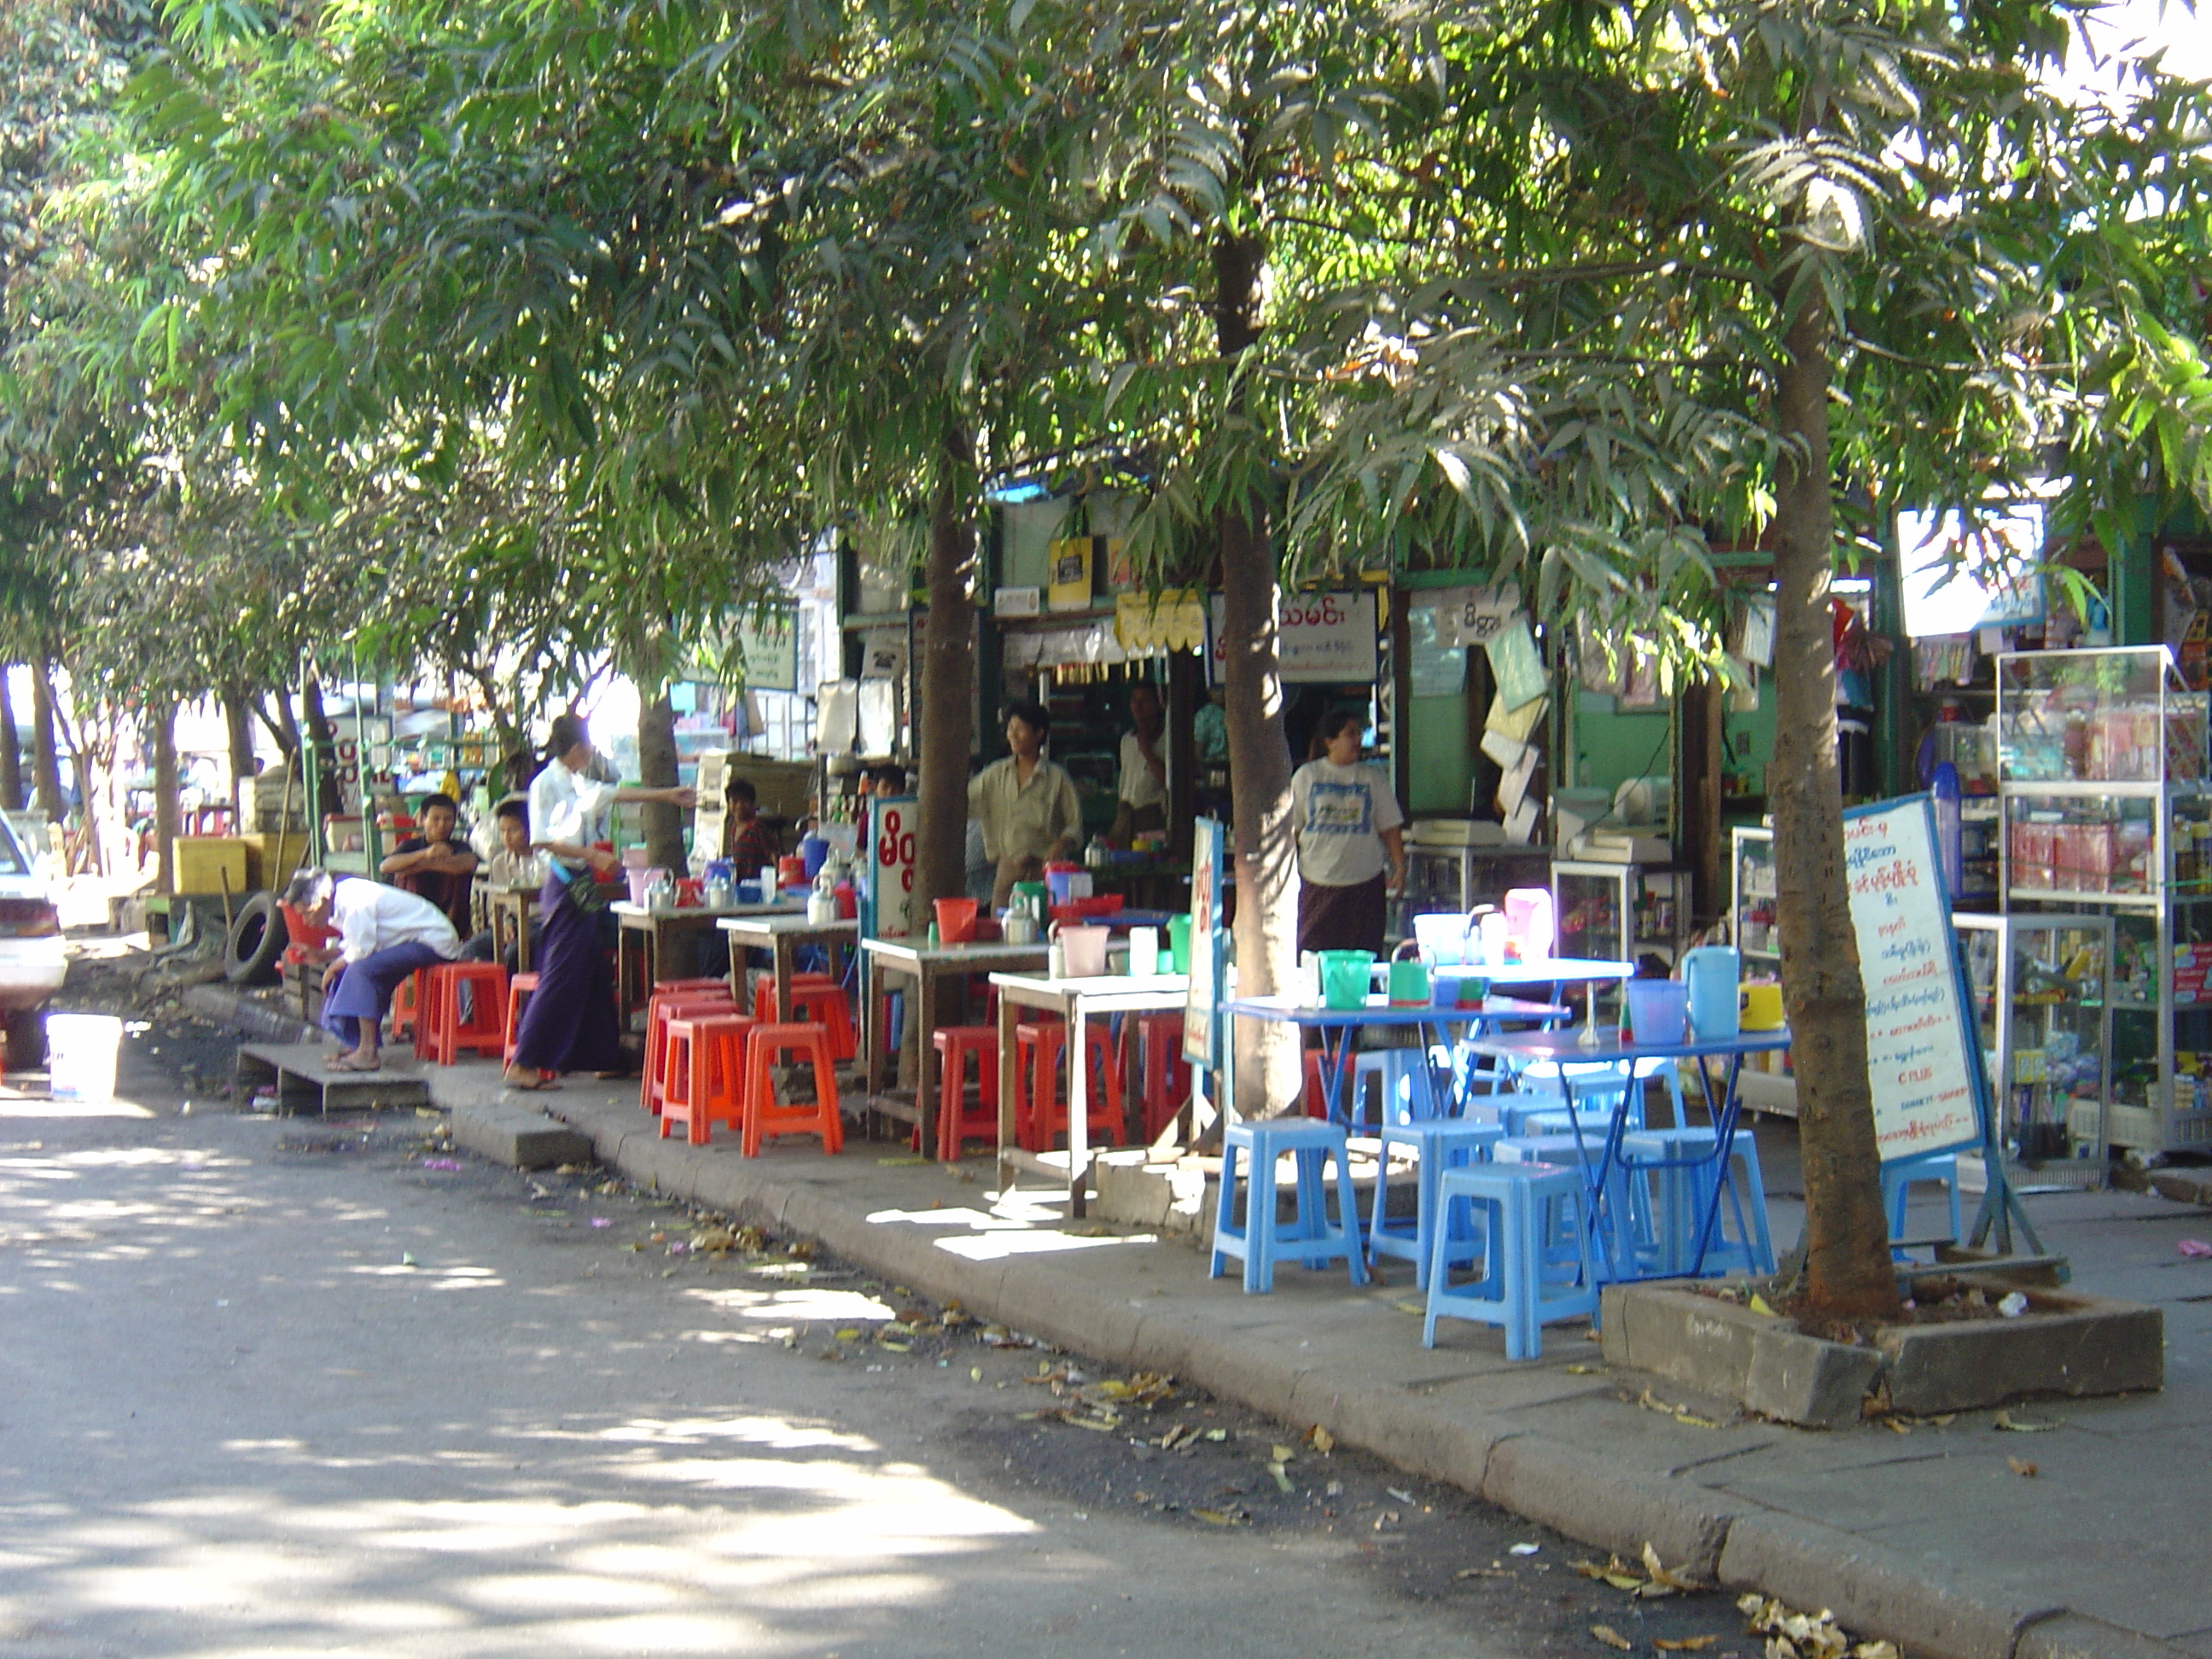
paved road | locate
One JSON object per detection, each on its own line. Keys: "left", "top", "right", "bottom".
{"left": 0, "top": 1026, "right": 1749, "bottom": 1659}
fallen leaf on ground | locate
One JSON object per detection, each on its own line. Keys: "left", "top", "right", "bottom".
{"left": 1309, "top": 1425, "right": 1335, "bottom": 1454}
{"left": 1267, "top": 1462, "right": 1293, "bottom": 1493}
{"left": 1456, "top": 1567, "right": 1507, "bottom": 1579}
{"left": 1748, "top": 1292, "right": 1776, "bottom": 1316}
{"left": 834, "top": 1328, "right": 861, "bottom": 1342}
{"left": 1656, "top": 1639, "right": 1718, "bottom": 1652}
{"left": 2007, "top": 1457, "right": 2039, "bottom": 1477}
{"left": 1191, "top": 1507, "right": 1244, "bottom": 1526}
{"left": 1591, "top": 1623, "right": 1635, "bottom": 1650}
{"left": 1642, "top": 1542, "right": 1702, "bottom": 1591}
{"left": 1994, "top": 1410, "right": 2060, "bottom": 1433}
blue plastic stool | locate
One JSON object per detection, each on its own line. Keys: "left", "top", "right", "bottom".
{"left": 1495, "top": 1133, "right": 1652, "bottom": 1273}
{"left": 1423, "top": 1161, "right": 1599, "bottom": 1358}
{"left": 1880, "top": 1151, "right": 1963, "bottom": 1260}
{"left": 1350, "top": 1048, "right": 1437, "bottom": 1126}
{"left": 1211, "top": 1119, "right": 1371, "bottom": 1294}
{"left": 1621, "top": 1126, "right": 1775, "bottom": 1277}
{"left": 1369, "top": 1119, "right": 1503, "bottom": 1288}
{"left": 1515, "top": 1105, "right": 1616, "bottom": 1138}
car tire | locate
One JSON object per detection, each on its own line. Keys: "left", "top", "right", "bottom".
{"left": 4, "top": 1009, "right": 46, "bottom": 1070}
{"left": 224, "top": 893, "right": 285, "bottom": 987}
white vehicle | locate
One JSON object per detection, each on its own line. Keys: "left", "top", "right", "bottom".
{"left": 0, "top": 813, "right": 67, "bottom": 1065}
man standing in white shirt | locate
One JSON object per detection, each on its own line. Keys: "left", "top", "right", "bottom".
{"left": 285, "top": 869, "right": 463, "bottom": 1072}
{"left": 1109, "top": 678, "right": 1168, "bottom": 845}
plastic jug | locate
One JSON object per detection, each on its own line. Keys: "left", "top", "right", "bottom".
{"left": 1059, "top": 924, "right": 1110, "bottom": 977}
{"left": 1622, "top": 977, "right": 1691, "bottom": 1045}
{"left": 1167, "top": 913, "right": 1193, "bottom": 974}
{"left": 1502, "top": 888, "right": 1556, "bottom": 962}
{"left": 1681, "top": 945, "right": 1742, "bottom": 1041}
{"left": 1318, "top": 949, "right": 1376, "bottom": 1010}
{"left": 1412, "top": 911, "right": 1470, "bottom": 965}
{"left": 1387, "top": 940, "right": 1430, "bottom": 1006}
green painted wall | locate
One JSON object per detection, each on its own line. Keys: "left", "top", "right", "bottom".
{"left": 1404, "top": 692, "right": 1474, "bottom": 813}
{"left": 1571, "top": 693, "right": 1672, "bottom": 794}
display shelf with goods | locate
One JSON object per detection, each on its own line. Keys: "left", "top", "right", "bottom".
{"left": 1999, "top": 646, "right": 2212, "bottom": 1152}
{"left": 1952, "top": 912, "right": 2113, "bottom": 1190}
{"left": 1728, "top": 824, "right": 1796, "bottom": 1115}
{"left": 1390, "top": 822, "right": 1551, "bottom": 941}
{"left": 1551, "top": 859, "right": 1688, "bottom": 1019}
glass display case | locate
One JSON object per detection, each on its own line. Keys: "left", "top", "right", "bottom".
{"left": 2000, "top": 647, "right": 2212, "bottom": 1152}
{"left": 1732, "top": 827, "right": 1778, "bottom": 963}
{"left": 1952, "top": 912, "right": 2112, "bottom": 1188}
{"left": 1552, "top": 860, "right": 1687, "bottom": 971}
{"left": 1392, "top": 826, "right": 1551, "bottom": 940}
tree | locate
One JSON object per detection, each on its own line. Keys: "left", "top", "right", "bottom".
{"left": 1278, "top": 0, "right": 2212, "bottom": 1315}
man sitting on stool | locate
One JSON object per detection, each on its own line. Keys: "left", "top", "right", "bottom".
{"left": 286, "top": 868, "right": 463, "bottom": 1072}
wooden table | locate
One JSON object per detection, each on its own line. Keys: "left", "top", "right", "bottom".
{"left": 481, "top": 885, "right": 540, "bottom": 973}
{"left": 613, "top": 899, "right": 800, "bottom": 1027}
{"left": 859, "top": 939, "right": 1046, "bottom": 1155}
{"left": 718, "top": 914, "right": 859, "bottom": 1021}
{"left": 990, "top": 969, "right": 1190, "bottom": 1216}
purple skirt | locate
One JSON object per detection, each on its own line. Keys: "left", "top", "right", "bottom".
{"left": 1297, "top": 872, "right": 1388, "bottom": 958}
{"left": 508, "top": 870, "right": 625, "bottom": 1074}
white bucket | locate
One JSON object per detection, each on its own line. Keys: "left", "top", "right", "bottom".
{"left": 47, "top": 1013, "right": 123, "bottom": 1101}
{"left": 1059, "top": 925, "right": 1110, "bottom": 977}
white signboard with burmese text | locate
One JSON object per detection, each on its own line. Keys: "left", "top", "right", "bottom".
{"left": 1207, "top": 591, "right": 1379, "bottom": 684}
{"left": 1841, "top": 795, "right": 1988, "bottom": 1163}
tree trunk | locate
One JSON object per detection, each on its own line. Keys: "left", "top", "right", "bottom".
{"left": 913, "top": 422, "right": 976, "bottom": 920}
{"left": 1214, "top": 227, "right": 1301, "bottom": 1120}
{"left": 1771, "top": 291, "right": 1899, "bottom": 1321}
{"left": 29, "top": 661, "right": 64, "bottom": 823}
{"left": 300, "top": 674, "right": 341, "bottom": 818}
{"left": 221, "top": 684, "right": 256, "bottom": 821}
{"left": 256, "top": 690, "right": 302, "bottom": 761}
{"left": 636, "top": 688, "right": 685, "bottom": 872}
{"left": 152, "top": 701, "right": 181, "bottom": 895}
{"left": 0, "top": 669, "right": 20, "bottom": 812}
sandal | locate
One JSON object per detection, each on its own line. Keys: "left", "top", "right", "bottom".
{"left": 504, "top": 1071, "right": 560, "bottom": 1092}
{"left": 330, "top": 1054, "right": 382, "bottom": 1074}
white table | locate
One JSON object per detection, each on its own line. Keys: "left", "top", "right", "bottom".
{"left": 717, "top": 914, "right": 859, "bottom": 1022}
{"left": 859, "top": 939, "right": 1049, "bottom": 1155}
{"left": 988, "top": 970, "right": 1190, "bottom": 1216}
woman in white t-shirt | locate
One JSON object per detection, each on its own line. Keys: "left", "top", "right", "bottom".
{"left": 1289, "top": 707, "right": 1406, "bottom": 957}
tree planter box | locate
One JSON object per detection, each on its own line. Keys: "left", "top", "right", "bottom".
{"left": 1601, "top": 1278, "right": 2162, "bottom": 1429}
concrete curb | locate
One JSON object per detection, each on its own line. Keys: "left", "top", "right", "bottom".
{"left": 495, "top": 1092, "right": 2192, "bottom": 1659}
{"left": 164, "top": 990, "right": 2180, "bottom": 1659}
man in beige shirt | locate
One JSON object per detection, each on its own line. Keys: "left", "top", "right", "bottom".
{"left": 968, "top": 698, "right": 1083, "bottom": 906}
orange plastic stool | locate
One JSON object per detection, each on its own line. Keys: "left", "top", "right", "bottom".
{"left": 752, "top": 977, "right": 855, "bottom": 1061}
{"left": 932, "top": 1026, "right": 1000, "bottom": 1160}
{"left": 1130, "top": 1011, "right": 1191, "bottom": 1142}
{"left": 643, "top": 989, "right": 739, "bottom": 1113}
{"left": 420, "top": 962, "right": 509, "bottom": 1066}
{"left": 742, "top": 1023, "right": 843, "bottom": 1156}
{"left": 659, "top": 1012, "right": 754, "bottom": 1144}
{"left": 503, "top": 973, "right": 541, "bottom": 1068}
{"left": 1012, "top": 1020, "right": 1123, "bottom": 1154}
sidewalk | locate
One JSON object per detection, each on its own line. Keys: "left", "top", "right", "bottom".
{"left": 298, "top": 1029, "right": 2209, "bottom": 1659}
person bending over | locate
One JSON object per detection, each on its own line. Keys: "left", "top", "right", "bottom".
{"left": 287, "top": 868, "right": 463, "bottom": 1072}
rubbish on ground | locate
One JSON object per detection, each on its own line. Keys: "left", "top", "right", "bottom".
{"left": 1994, "top": 1409, "right": 2060, "bottom": 1432}
{"left": 421, "top": 1157, "right": 463, "bottom": 1171}
{"left": 2007, "top": 1456, "right": 2039, "bottom": 1477}
{"left": 1590, "top": 1624, "right": 1633, "bottom": 1650}
{"left": 2179, "top": 1238, "right": 2212, "bottom": 1258}
{"left": 1509, "top": 1542, "right": 1541, "bottom": 1556}
{"left": 1997, "top": 1291, "right": 2029, "bottom": 1317}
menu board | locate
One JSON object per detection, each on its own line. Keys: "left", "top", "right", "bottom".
{"left": 862, "top": 795, "right": 918, "bottom": 941}
{"left": 1842, "top": 795, "right": 1988, "bottom": 1162}
{"left": 1183, "top": 817, "right": 1225, "bottom": 1069}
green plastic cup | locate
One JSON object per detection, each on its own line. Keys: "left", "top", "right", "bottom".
{"left": 1167, "top": 914, "right": 1193, "bottom": 975}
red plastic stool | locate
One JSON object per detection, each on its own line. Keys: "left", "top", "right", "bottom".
{"left": 660, "top": 1012, "right": 754, "bottom": 1144}
{"left": 420, "top": 962, "right": 509, "bottom": 1065}
{"left": 643, "top": 989, "right": 739, "bottom": 1112}
{"left": 390, "top": 970, "right": 423, "bottom": 1044}
{"left": 932, "top": 1026, "right": 1000, "bottom": 1161}
{"left": 741, "top": 1023, "right": 843, "bottom": 1156}
{"left": 1012, "top": 1020, "right": 1124, "bottom": 1154}
{"left": 655, "top": 976, "right": 732, "bottom": 997}
{"left": 1129, "top": 1011, "right": 1191, "bottom": 1142}
{"left": 752, "top": 978, "right": 855, "bottom": 1061}
{"left": 1304, "top": 1050, "right": 1330, "bottom": 1118}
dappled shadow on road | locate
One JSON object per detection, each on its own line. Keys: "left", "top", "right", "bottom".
{"left": 0, "top": 1121, "right": 1143, "bottom": 1659}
